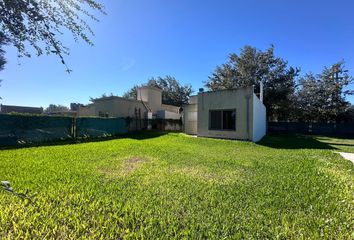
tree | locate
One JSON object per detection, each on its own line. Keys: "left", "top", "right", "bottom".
{"left": 122, "top": 85, "right": 140, "bottom": 100}
{"left": 89, "top": 93, "right": 116, "bottom": 102}
{"left": 0, "top": 0, "right": 105, "bottom": 72}
{"left": 123, "top": 76, "right": 193, "bottom": 106}
{"left": 0, "top": 32, "right": 6, "bottom": 99}
{"left": 296, "top": 62, "right": 353, "bottom": 122}
{"left": 339, "top": 105, "right": 354, "bottom": 122}
{"left": 205, "top": 45, "right": 300, "bottom": 120}
{"left": 0, "top": 32, "right": 6, "bottom": 71}
{"left": 44, "top": 104, "right": 69, "bottom": 113}
{"left": 70, "top": 102, "right": 84, "bottom": 111}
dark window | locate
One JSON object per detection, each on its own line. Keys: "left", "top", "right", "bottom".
{"left": 210, "top": 110, "right": 222, "bottom": 130}
{"left": 223, "top": 110, "right": 236, "bottom": 130}
{"left": 209, "top": 109, "right": 236, "bottom": 131}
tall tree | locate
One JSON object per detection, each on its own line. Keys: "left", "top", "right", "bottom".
{"left": 0, "top": 0, "right": 105, "bottom": 71}
{"left": 205, "top": 45, "right": 300, "bottom": 120}
{"left": 0, "top": 32, "right": 6, "bottom": 99}
{"left": 0, "top": 32, "right": 6, "bottom": 71}
{"left": 44, "top": 104, "right": 69, "bottom": 113}
{"left": 296, "top": 62, "right": 353, "bottom": 122}
{"left": 123, "top": 76, "right": 193, "bottom": 106}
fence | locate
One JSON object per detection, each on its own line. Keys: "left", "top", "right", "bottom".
{"left": 0, "top": 114, "right": 183, "bottom": 147}
{"left": 268, "top": 122, "right": 354, "bottom": 137}
{"left": 126, "top": 118, "right": 182, "bottom": 132}
{"left": 0, "top": 114, "right": 129, "bottom": 147}
{"left": 76, "top": 117, "right": 128, "bottom": 138}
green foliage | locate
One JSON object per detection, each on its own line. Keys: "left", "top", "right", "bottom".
{"left": 0, "top": 32, "right": 6, "bottom": 99}
{"left": 0, "top": 133, "right": 353, "bottom": 238}
{"left": 44, "top": 104, "right": 69, "bottom": 113}
{"left": 296, "top": 62, "right": 353, "bottom": 122}
{"left": 89, "top": 93, "right": 116, "bottom": 102}
{"left": 0, "top": 32, "right": 6, "bottom": 72}
{"left": 205, "top": 45, "right": 300, "bottom": 120}
{"left": 0, "top": 0, "right": 105, "bottom": 71}
{"left": 123, "top": 76, "right": 193, "bottom": 106}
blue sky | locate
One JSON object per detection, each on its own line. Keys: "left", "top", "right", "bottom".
{"left": 1, "top": 0, "right": 353, "bottom": 108}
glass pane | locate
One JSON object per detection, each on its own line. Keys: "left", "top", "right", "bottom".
{"left": 223, "top": 110, "right": 236, "bottom": 130}
{"left": 210, "top": 110, "right": 222, "bottom": 130}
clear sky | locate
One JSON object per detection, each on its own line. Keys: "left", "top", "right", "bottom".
{"left": 1, "top": 0, "right": 353, "bottom": 108}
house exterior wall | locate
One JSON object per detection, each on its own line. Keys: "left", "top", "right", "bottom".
{"left": 156, "top": 110, "right": 181, "bottom": 120}
{"left": 78, "top": 105, "right": 95, "bottom": 117}
{"left": 197, "top": 87, "right": 254, "bottom": 140}
{"left": 161, "top": 104, "right": 180, "bottom": 114}
{"left": 137, "top": 86, "right": 162, "bottom": 113}
{"left": 188, "top": 95, "right": 198, "bottom": 104}
{"left": 183, "top": 103, "right": 198, "bottom": 135}
{"left": 78, "top": 98, "right": 146, "bottom": 118}
{"left": 252, "top": 93, "right": 266, "bottom": 142}
{"left": 0, "top": 104, "right": 43, "bottom": 114}
{"left": 79, "top": 86, "right": 181, "bottom": 120}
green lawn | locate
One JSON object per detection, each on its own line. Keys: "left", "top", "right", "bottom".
{"left": 316, "top": 136, "right": 354, "bottom": 153}
{"left": 0, "top": 133, "right": 353, "bottom": 239}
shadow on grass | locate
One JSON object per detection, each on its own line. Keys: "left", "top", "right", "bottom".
{"left": 258, "top": 134, "right": 335, "bottom": 150}
{"left": 120, "top": 131, "right": 169, "bottom": 140}
{"left": 0, "top": 131, "right": 169, "bottom": 150}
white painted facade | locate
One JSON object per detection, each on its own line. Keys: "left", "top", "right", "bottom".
{"left": 252, "top": 93, "right": 267, "bottom": 142}
{"left": 183, "top": 87, "right": 266, "bottom": 142}
{"left": 78, "top": 86, "right": 181, "bottom": 120}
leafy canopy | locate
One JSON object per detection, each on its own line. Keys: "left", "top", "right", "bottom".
{"left": 44, "top": 104, "right": 69, "bottom": 113}
{"left": 295, "top": 61, "right": 353, "bottom": 122}
{"left": 0, "top": 32, "right": 6, "bottom": 71}
{"left": 0, "top": 0, "right": 105, "bottom": 71}
{"left": 205, "top": 45, "right": 300, "bottom": 120}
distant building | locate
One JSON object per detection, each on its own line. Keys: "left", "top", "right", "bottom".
{"left": 0, "top": 104, "right": 43, "bottom": 115}
{"left": 46, "top": 111, "right": 77, "bottom": 117}
{"left": 78, "top": 86, "right": 181, "bottom": 120}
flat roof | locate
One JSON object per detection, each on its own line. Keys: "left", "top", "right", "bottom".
{"left": 92, "top": 96, "right": 143, "bottom": 103}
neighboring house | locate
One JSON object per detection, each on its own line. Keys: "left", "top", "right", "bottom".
{"left": 46, "top": 111, "right": 78, "bottom": 117}
{"left": 183, "top": 86, "right": 266, "bottom": 142}
{"left": 0, "top": 104, "right": 43, "bottom": 115}
{"left": 78, "top": 86, "right": 181, "bottom": 120}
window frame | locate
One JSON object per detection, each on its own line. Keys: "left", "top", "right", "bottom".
{"left": 208, "top": 109, "right": 236, "bottom": 131}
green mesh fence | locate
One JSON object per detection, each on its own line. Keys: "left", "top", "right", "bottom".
{"left": 75, "top": 117, "right": 128, "bottom": 138}
{"left": 0, "top": 114, "right": 73, "bottom": 146}
{"left": 268, "top": 122, "right": 354, "bottom": 137}
{"left": 0, "top": 115, "right": 129, "bottom": 147}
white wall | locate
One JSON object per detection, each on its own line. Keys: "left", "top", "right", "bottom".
{"left": 183, "top": 104, "right": 198, "bottom": 135}
{"left": 197, "top": 87, "right": 253, "bottom": 140}
{"left": 161, "top": 104, "right": 180, "bottom": 113}
{"left": 79, "top": 97, "right": 146, "bottom": 118}
{"left": 252, "top": 94, "right": 266, "bottom": 142}
{"left": 136, "top": 86, "right": 162, "bottom": 113}
{"left": 156, "top": 110, "right": 181, "bottom": 119}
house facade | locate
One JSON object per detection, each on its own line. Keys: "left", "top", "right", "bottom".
{"left": 78, "top": 86, "right": 181, "bottom": 120}
{"left": 183, "top": 86, "right": 266, "bottom": 142}
{"left": 0, "top": 104, "right": 43, "bottom": 115}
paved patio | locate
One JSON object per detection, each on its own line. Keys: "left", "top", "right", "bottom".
{"left": 338, "top": 152, "right": 354, "bottom": 164}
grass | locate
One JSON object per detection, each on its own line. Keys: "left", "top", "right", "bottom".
{"left": 0, "top": 132, "right": 353, "bottom": 239}
{"left": 315, "top": 136, "right": 354, "bottom": 153}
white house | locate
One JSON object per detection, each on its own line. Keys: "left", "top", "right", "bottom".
{"left": 183, "top": 86, "right": 266, "bottom": 142}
